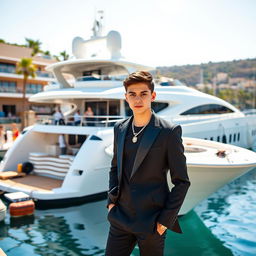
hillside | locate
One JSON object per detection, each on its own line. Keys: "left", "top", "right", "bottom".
{"left": 157, "top": 58, "right": 256, "bottom": 86}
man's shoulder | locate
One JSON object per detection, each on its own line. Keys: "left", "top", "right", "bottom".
{"left": 113, "top": 117, "right": 130, "bottom": 130}
{"left": 156, "top": 114, "right": 179, "bottom": 131}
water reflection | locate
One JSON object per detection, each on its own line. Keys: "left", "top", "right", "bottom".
{"left": 0, "top": 200, "right": 108, "bottom": 256}
{"left": 195, "top": 167, "right": 256, "bottom": 256}
{"left": 2, "top": 168, "right": 256, "bottom": 255}
{"left": 0, "top": 198, "right": 234, "bottom": 256}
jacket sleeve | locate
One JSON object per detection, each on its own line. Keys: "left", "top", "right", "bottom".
{"left": 157, "top": 124, "right": 190, "bottom": 230}
{"left": 106, "top": 122, "right": 119, "bottom": 208}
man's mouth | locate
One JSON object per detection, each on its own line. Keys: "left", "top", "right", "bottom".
{"left": 134, "top": 106, "right": 143, "bottom": 108}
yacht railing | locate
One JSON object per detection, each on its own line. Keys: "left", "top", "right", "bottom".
{"left": 158, "top": 112, "right": 246, "bottom": 124}
{"left": 76, "top": 75, "right": 126, "bottom": 82}
{"left": 35, "top": 115, "right": 125, "bottom": 127}
{"left": 242, "top": 109, "right": 256, "bottom": 116}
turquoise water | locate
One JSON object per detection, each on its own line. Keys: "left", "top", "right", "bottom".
{"left": 0, "top": 167, "right": 255, "bottom": 256}
{"left": 195, "top": 167, "right": 256, "bottom": 256}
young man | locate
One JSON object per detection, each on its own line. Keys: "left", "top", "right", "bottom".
{"left": 105, "top": 71, "right": 190, "bottom": 256}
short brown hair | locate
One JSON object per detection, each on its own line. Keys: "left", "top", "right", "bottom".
{"left": 123, "top": 71, "right": 154, "bottom": 93}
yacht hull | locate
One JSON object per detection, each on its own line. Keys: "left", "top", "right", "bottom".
{"left": 178, "top": 165, "right": 255, "bottom": 215}
{"left": 0, "top": 164, "right": 255, "bottom": 215}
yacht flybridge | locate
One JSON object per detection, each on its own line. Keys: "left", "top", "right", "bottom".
{"left": 1, "top": 16, "right": 256, "bottom": 215}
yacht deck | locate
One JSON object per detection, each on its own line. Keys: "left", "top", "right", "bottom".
{"left": 0, "top": 174, "right": 63, "bottom": 192}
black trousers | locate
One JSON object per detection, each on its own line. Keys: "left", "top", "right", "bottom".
{"left": 105, "top": 222, "right": 167, "bottom": 256}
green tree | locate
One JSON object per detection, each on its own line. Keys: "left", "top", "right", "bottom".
{"left": 217, "top": 89, "right": 235, "bottom": 104}
{"left": 25, "top": 38, "right": 42, "bottom": 56}
{"left": 16, "top": 58, "right": 37, "bottom": 129}
{"left": 44, "top": 50, "right": 51, "bottom": 56}
{"left": 59, "top": 50, "right": 70, "bottom": 61}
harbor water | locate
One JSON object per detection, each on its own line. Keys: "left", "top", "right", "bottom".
{"left": 0, "top": 167, "right": 255, "bottom": 256}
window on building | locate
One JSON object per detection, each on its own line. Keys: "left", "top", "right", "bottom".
{"left": 0, "top": 80, "right": 17, "bottom": 92}
{"left": 26, "top": 83, "right": 43, "bottom": 93}
{"left": 180, "top": 104, "right": 234, "bottom": 115}
{"left": 2, "top": 105, "right": 16, "bottom": 117}
{"left": 0, "top": 62, "right": 16, "bottom": 73}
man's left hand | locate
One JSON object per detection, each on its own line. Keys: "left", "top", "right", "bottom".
{"left": 156, "top": 222, "right": 167, "bottom": 235}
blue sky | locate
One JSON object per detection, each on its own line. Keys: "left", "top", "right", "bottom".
{"left": 1, "top": 0, "right": 255, "bottom": 67}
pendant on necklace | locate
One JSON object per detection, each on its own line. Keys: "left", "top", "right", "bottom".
{"left": 132, "top": 136, "right": 137, "bottom": 143}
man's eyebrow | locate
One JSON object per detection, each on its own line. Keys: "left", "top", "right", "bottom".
{"left": 127, "top": 90, "right": 150, "bottom": 94}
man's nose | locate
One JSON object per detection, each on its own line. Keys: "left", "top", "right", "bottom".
{"left": 134, "top": 95, "right": 142, "bottom": 101}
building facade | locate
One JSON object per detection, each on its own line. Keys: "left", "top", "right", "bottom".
{"left": 0, "top": 43, "right": 57, "bottom": 128}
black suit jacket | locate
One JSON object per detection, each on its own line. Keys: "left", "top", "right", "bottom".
{"left": 107, "top": 112, "right": 190, "bottom": 234}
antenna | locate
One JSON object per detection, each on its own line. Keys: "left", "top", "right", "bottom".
{"left": 92, "top": 10, "right": 104, "bottom": 38}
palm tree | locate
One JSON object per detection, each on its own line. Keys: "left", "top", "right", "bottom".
{"left": 43, "top": 50, "right": 51, "bottom": 56}
{"left": 59, "top": 50, "right": 70, "bottom": 61}
{"left": 16, "top": 58, "right": 37, "bottom": 129}
{"left": 25, "top": 38, "right": 42, "bottom": 56}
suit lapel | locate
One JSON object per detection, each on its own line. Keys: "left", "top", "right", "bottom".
{"left": 129, "top": 113, "right": 161, "bottom": 181}
{"left": 117, "top": 116, "right": 132, "bottom": 184}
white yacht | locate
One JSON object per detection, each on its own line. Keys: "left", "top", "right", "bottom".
{"left": 0, "top": 17, "right": 256, "bottom": 215}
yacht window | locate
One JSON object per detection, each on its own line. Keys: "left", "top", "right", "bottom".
{"left": 217, "top": 136, "right": 220, "bottom": 142}
{"left": 81, "top": 70, "right": 102, "bottom": 81}
{"left": 83, "top": 70, "right": 101, "bottom": 76}
{"left": 84, "top": 100, "right": 120, "bottom": 116}
{"left": 237, "top": 132, "right": 240, "bottom": 141}
{"left": 125, "top": 101, "right": 133, "bottom": 116}
{"left": 109, "top": 100, "right": 120, "bottom": 116}
{"left": 180, "top": 104, "right": 234, "bottom": 115}
{"left": 151, "top": 102, "right": 169, "bottom": 113}
{"left": 222, "top": 135, "right": 227, "bottom": 143}
{"left": 233, "top": 133, "right": 236, "bottom": 142}
{"left": 84, "top": 100, "right": 121, "bottom": 127}
{"left": 210, "top": 137, "right": 213, "bottom": 140}
{"left": 85, "top": 101, "right": 107, "bottom": 116}
{"left": 229, "top": 134, "right": 232, "bottom": 143}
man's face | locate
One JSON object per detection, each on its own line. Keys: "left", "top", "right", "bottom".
{"left": 125, "top": 83, "right": 156, "bottom": 114}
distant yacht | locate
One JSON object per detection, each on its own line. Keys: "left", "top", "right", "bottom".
{"left": 1, "top": 14, "right": 256, "bottom": 215}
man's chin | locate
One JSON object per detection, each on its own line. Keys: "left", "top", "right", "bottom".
{"left": 132, "top": 107, "right": 145, "bottom": 114}
{"left": 132, "top": 107, "right": 153, "bottom": 115}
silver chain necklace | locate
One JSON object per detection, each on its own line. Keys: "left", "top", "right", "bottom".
{"left": 131, "top": 121, "right": 148, "bottom": 143}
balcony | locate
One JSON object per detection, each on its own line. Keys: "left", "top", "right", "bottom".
{"left": 0, "top": 87, "right": 43, "bottom": 94}
{"left": 0, "top": 117, "right": 21, "bottom": 124}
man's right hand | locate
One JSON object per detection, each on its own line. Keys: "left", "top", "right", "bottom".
{"left": 108, "top": 203, "right": 115, "bottom": 212}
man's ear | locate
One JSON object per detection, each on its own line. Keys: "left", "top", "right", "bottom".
{"left": 151, "top": 91, "right": 156, "bottom": 102}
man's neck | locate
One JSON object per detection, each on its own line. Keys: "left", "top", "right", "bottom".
{"left": 133, "top": 109, "right": 152, "bottom": 127}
